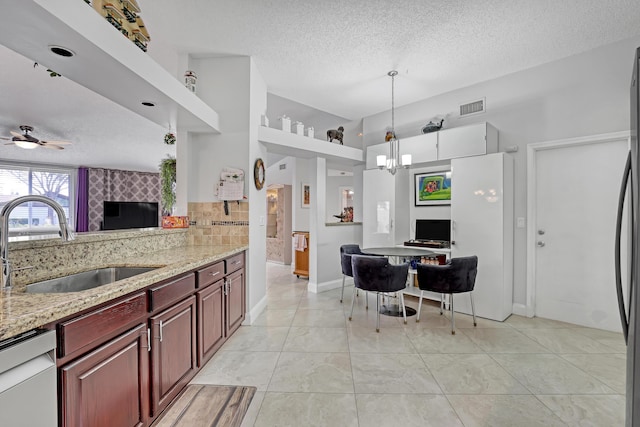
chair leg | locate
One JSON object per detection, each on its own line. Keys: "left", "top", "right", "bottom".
{"left": 416, "top": 290, "right": 424, "bottom": 322}
{"left": 400, "top": 292, "right": 407, "bottom": 324}
{"left": 348, "top": 286, "right": 357, "bottom": 321}
{"left": 365, "top": 291, "right": 369, "bottom": 310}
{"left": 376, "top": 293, "right": 380, "bottom": 332}
{"left": 340, "top": 275, "right": 346, "bottom": 303}
{"left": 450, "top": 293, "right": 455, "bottom": 335}
{"left": 470, "top": 292, "right": 477, "bottom": 327}
{"left": 439, "top": 294, "right": 444, "bottom": 315}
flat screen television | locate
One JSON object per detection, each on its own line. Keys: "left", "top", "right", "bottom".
{"left": 102, "top": 201, "right": 159, "bottom": 230}
{"left": 415, "top": 219, "right": 451, "bottom": 242}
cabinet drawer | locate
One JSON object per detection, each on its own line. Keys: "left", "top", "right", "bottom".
{"left": 225, "top": 253, "right": 244, "bottom": 274}
{"left": 58, "top": 292, "right": 147, "bottom": 358}
{"left": 197, "top": 262, "right": 224, "bottom": 288}
{"left": 149, "top": 273, "right": 195, "bottom": 312}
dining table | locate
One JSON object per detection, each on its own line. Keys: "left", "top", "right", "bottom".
{"left": 362, "top": 246, "right": 435, "bottom": 317}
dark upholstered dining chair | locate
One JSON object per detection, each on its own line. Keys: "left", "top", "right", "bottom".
{"left": 415, "top": 255, "right": 478, "bottom": 335}
{"left": 340, "top": 244, "right": 366, "bottom": 304}
{"left": 349, "top": 255, "right": 409, "bottom": 332}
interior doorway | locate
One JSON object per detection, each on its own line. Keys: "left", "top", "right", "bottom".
{"left": 527, "top": 132, "right": 629, "bottom": 331}
{"left": 266, "top": 184, "right": 292, "bottom": 264}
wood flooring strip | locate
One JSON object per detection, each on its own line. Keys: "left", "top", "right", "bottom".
{"left": 152, "top": 385, "right": 257, "bottom": 427}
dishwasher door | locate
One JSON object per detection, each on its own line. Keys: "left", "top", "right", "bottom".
{"left": 0, "top": 329, "right": 57, "bottom": 427}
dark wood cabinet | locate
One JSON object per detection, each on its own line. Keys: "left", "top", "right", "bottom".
{"left": 150, "top": 295, "right": 197, "bottom": 417}
{"left": 226, "top": 269, "right": 245, "bottom": 336}
{"left": 196, "top": 279, "right": 225, "bottom": 366}
{"left": 56, "top": 251, "right": 245, "bottom": 427}
{"left": 60, "top": 324, "right": 149, "bottom": 427}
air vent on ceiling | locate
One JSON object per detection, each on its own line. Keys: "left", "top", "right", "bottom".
{"left": 459, "top": 98, "right": 485, "bottom": 117}
{"left": 279, "top": 164, "right": 286, "bottom": 170}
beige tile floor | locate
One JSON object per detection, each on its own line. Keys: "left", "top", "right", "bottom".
{"left": 190, "top": 263, "right": 627, "bottom": 427}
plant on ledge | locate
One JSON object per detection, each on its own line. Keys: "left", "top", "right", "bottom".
{"left": 159, "top": 155, "right": 176, "bottom": 216}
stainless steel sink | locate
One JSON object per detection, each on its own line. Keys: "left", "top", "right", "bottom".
{"left": 25, "top": 266, "right": 159, "bottom": 293}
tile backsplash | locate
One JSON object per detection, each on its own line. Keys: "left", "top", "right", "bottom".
{"left": 188, "top": 202, "right": 249, "bottom": 246}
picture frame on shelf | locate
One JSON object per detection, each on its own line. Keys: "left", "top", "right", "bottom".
{"left": 415, "top": 170, "right": 452, "bottom": 206}
{"left": 301, "top": 183, "right": 310, "bottom": 208}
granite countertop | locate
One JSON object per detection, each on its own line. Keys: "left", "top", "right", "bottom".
{"left": 0, "top": 244, "right": 248, "bottom": 341}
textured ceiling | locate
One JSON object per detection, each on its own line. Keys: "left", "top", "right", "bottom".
{"left": 1, "top": 0, "right": 640, "bottom": 171}
{"left": 138, "top": 0, "right": 640, "bottom": 119}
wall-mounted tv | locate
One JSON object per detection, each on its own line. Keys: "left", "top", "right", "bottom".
{"left": 102, "top": 201, "right": 159, "bottom": 230}
{"left": 415, "top": 219, "right": 451, "bottom": 242}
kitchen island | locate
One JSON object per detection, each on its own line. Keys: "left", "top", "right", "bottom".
{"left": 0, "top": 240, "right": 247, "bottom": 341}
{"left": 0, "top": 228, "right": 249, "bottom": 426}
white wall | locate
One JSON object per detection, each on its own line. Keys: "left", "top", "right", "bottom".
{"left": 247, "top": 58, "right": 268, "bottom": 321}
{"left": 187, "top": 56, "right": 251, "bottom": 201}
{"left": 266, "top": 156, "right": 294, "bottom": 186}
{"left": 362, "top": 35, "right": 640, "bottom": 306}
{"left": 183, "top": 55, "right": 269, "bottom": 322}
{"left": 293, "top": 158, "right": 310, "bottom": 232}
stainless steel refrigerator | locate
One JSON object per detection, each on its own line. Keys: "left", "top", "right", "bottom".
{"left": 616, "top": 46, "right": 640, "bottom": 426}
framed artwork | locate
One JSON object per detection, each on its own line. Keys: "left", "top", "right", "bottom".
{"left": 301, "top": 183, "right": 310, "bottom": 208}
{"left": 415, "top": 170, "right": 452, "bottom": 206}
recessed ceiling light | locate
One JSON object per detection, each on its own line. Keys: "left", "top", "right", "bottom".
{"left": 141, "top": 101, "right": 155, "bottom": 107}
{"left": 49, "top": 45, "right": 75, "bottom": 57}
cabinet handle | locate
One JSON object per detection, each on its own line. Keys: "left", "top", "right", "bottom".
{"left": 147, "top": 327, "right": 151, "bottom": 352}
{"left": 232, "top": 260, "right": 240, "bottom": 265}
{"left": 209, "top": 271, "right": 221, "bottom": 277}
{"left": 159, "top": 320, "right": 163, "bottom": 342}
{"left": 223, "top": 279, "right": 228, "bottom": 296}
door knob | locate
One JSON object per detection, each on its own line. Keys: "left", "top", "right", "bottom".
{"left": 538, "top": 229, "right": 545, "bottom": 235}
{"left": 537, "top": 241, "right": 545, "bottom": 247}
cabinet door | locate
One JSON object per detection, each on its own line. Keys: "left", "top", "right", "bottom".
{"left": 450, "top": 153, "right": 513, "bottom": 321}
{"left": 150, "top": 295, "right": 197, "bottom": 416}
{"left": 197, "top": 280, "right": 225, "bottom": 366}
{"left": 362, "top": 169, "right": 396, "bottom": 248}
{"left": 401, "top": 133, "right": 438, "bottom": 165}
{"left": 226, "top": 270, "right": 245, "bottom": 335}
{"left": 60, "top": 324, "right": 149, "bottom": 427}
{"left": 438, "top": 123, "right": 487, "bottom": 160}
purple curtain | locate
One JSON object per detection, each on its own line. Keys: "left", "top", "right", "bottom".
{"left": 76, "top": 167, "right": 89, "bottom": 232}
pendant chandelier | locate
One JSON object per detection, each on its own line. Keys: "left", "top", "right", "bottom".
{"left": 377, "top": 70, "right": 411, "bottom": 175}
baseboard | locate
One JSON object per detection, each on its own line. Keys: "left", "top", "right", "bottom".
{"left": 243, "top": 294, "right": 267, "bottom": 325}
{"left": 511, "top": 303, "right": 529, "bottom": 317}
{"left": 308, "top": 278, "right": 347, "bottom": 294}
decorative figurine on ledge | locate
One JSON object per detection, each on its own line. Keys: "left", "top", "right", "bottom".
{"left": 327, "top": 126, "right": 344, "bottom": 144}
{"left": 421, "top": 119, "right": 444, "bottom": 134}
{"left": 385, "top": 131, "right": 396, "bottom": 141}
{"left": 333, "top": 207, "right": 354, "bottom": 222}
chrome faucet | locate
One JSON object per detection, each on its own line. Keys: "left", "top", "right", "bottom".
{"left": 1, "top": 195, "right": 75, "bottom": 290}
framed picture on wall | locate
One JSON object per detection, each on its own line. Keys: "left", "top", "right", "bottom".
{"left": 301, "top": 183, "right": 310, "bottom": 208}
{"left": 415, "top": 170, "right": 452, "bottom": 206}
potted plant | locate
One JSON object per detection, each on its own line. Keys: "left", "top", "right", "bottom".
{"left": 159, "top": 155, "right": 176, "bottom": 215}
{"left": 159, "top": 156, "right": 188, "bottom": 228}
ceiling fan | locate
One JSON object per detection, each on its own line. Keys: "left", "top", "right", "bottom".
{"left": 1, "top": 125, "right": 72, "bottom": 150}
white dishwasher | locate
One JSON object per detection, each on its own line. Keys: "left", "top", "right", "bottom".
{"left": 0, "top": 329, "right": 57, "bottom": 427}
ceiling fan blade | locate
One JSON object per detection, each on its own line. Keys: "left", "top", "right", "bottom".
{"left": 0, "top": 136, "right": 10, "bottom": 140}
{"left": 4, "top": 142, "right": 16, "bottom": 146}
{"left": 42, "top": 144, "right": 64, "bottom": 150}
{"left": 42, "top": 140, "right": 72, "bottom": 145}
{"left": 10, "top": 131, "right": 26, "bottom": 140}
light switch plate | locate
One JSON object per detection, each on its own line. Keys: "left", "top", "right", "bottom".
{"left": 516, "top": 217, "right": 526, "bottom": 228}
{"left": 259, "top": 215, "right": 265, "bottom": 226}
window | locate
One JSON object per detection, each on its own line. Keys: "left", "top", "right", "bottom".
{"left": 0, "top": 164, "right": 76, "bottom": 235}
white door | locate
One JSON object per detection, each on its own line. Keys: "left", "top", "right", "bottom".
{"left": 534, "top": 137, "right": 628, "bottom": 331}
{"left": 362, "top": 169, "right": 395, "bottom": 249}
